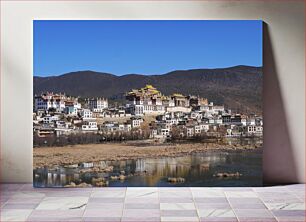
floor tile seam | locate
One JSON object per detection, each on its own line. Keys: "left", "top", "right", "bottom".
{"left": 255, "top": 191, "right": 280, "bottom": 222}
{"left": 190, "top": 187, "right": 205, "bottom": 222}
{"left": 0, "top": 198, "right": 9, "bottom": 208}
{"left": 120, "top": 187, "right": 128, "bottom": 222}
{"left": 23, "top": 187, "right": 42, "bottom": 222}
{"left": 288, "top": 190, "right": 305, "bottom": 203}
{"left": 81, "top": 188, "right": 93, "bottom": 221}
{"left": 225, "top": 191, "right": 239, "bottom": 222}
{"left": 158, "top": 187, "right": 161, "bottom": 221}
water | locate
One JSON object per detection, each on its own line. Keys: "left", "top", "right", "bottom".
{"left": 33, "top": 148, "right": 262, "bottom": 187}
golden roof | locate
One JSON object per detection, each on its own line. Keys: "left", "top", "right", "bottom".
{"left": 127, "top": 85, "right": 163, "bottom": 98}
{"left": 145, "top": 84, "right": 154, "bottom": 89}
{"left": 172, "top": 93, "right": 184, "bottom": 97}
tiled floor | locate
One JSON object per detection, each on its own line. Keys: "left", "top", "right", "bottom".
{"left": 0, "top": 184, "right": 305, "bottom": 222}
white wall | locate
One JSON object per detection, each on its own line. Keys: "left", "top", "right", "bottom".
{"left": 1, "top": 1, "right": 305, "bottom": 183}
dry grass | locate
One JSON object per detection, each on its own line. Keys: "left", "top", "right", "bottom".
{"left": 33, "top": 141, "right": 259, "bottom": 169}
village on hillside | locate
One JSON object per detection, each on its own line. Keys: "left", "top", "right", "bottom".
{"left": 33, "top": 84, "right": 263, "bottom": 146}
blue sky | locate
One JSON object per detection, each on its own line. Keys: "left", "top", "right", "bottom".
{"left": 34, "top": 20, "right": 262, "bottom": 77}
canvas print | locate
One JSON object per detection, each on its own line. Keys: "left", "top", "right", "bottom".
{"left": 33, "top": 20, "right": 263, "bottom": 187}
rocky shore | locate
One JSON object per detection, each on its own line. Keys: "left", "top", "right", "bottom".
{"left": 33, "top": 141, "right": 262, "bottom": 169}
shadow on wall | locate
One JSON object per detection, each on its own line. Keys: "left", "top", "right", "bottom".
{"left": 263, "top": 22, "right": 298, "bottom": 185}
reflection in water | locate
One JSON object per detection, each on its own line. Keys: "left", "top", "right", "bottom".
{"left": 34, "top": 149, "right": 262, "bottom": 187}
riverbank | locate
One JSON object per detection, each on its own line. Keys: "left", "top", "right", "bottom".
{"left": 33, "top": 141, "right": 262, "bottom": 169}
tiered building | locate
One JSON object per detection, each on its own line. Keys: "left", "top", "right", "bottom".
{"left": 34, "top": 92, "right": 80, "bottom": 112}
{"left": 126, "top": 85, "right": 166, "bottom": 115}
{"left": 126, "top": 85, "right": 200, "bottom": 116}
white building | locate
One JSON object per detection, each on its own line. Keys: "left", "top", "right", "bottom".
{"left": 165, "top": 118, "right": 179, "bottom": 126}
{"left": 150, "top": 129, "right": 158, "bottom": 138}
{"left": 80, "top": 109, "right": 93, "bottom": 119}
{"left": 199, "top": 123, "right": 210, "bottom": 132}
{"left": 124, "top": 124, "right": 132, "bottom": 132}
{"left": 159, "top": 128, "right": 170, "bottom": 137}
{"left": 203, "top": 102, "right": 225, "bottom": 116}
{"left": 247, "top": 118, "right": 256, "bottom": 126}
{"left": 118, "top": 124, "right": 125, "bottom": 131}
{"left": 241, "top": 118, "right": 247, "bottom": 126}
{"left": 82, "top": 121, "right": 98, "bottom": 131}
{"left": 199, "top": 105, "right": 209, "bottom": 112}
{"left": 190, "top": 111, "right": 202, "bottom": 120}
{"left": 166, "top": 106, "right": 191, "bottom": 113}
{"left": 43, "top": 115, "right": 59, "bottom": 124}
{"left": 35, "top": 95, "right": 64, "bottom": 112}
{"left": 246, "top": 125, "right": 263, "bottom": 136}
{"left": 212, "top": 105, "right": 225, "bottom": 114}
{"left": 88, "top": 98, "right": 108, "bottom": 112}
{"left": 209, "top": 118, "right": 223, "bottom": 125}
{"left": 55, "top": 128, "right": 73, "bottom": 136}
{"left": 34, "top": 92, "right": 77, "bottom": 112}
{"left": 65, "top": 103, "right": 80, "bottom": 116}
{"left": 194, "top": 125, "right": 202, "bottom": 134}
{"left": 55, "top": 121, "right": 71, "bottom": 129}
{"left": 131, "top": 117, "right": 144, "bottom": 128}
{"left": 134, "top": 105, "right": 144, "bottom": 116}
{"left": 186, "top": 127, "right": 194, "bottom": 137}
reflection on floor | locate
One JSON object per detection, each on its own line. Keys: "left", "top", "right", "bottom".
{"left": 1, "top": 184, "right": 305, "bottom": 222}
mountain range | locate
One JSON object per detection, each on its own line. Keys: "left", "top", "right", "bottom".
{"left": 34, "top": 65, "right": 263, "bottom": 114}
